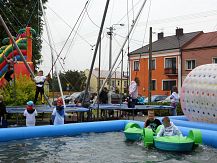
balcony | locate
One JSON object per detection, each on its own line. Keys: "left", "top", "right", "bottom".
{"left": 164, "top": 68, "right": 178, "bottom": 75}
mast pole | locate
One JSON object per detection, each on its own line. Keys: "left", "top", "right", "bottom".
{"left": 83, "top": 0, "right": 110, "bottom": 105}
{"left": 39, "top": 0, "right": 65, "bottom": 107}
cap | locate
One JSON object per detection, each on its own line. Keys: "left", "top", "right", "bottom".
{"left": 27, "top": 101, "right": 34, "bottom": 106}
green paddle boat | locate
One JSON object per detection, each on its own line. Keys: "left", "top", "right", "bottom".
{"left": 124, "top": 123, "right": 202, "bottom": 152}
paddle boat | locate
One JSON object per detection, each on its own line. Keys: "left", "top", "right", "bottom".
{"left": 124, "top": 122, "right": 202, "bottom": 152}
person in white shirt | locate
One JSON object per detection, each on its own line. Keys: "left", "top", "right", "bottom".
{"left": 128, "top": 77, "right": 140, "bottom": 108}
{"left": 33, "top": 70, "right": 49, "bottom": 104}
{"left": 52, "top": 97, "right": 66, "bottom": 125}
{"left": 23, "top": 101, "right": 37, "bottom": 127}
{"left": 157, "top": 116, "right": 182, "bottom": 137}
{"left": 170, "top": 86, "right": 180, "bottom": 116}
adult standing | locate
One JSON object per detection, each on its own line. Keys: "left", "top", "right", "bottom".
{"left": 170, "top": 86, "right": 180, "bottom": 116}
{"left": 33, "top": 70, "right": 49, "bottom": 104}
{"left": 128, "top": 77, "right": 140, "bottom": 108}
{"left": 0, "top": 95, "right": 7, "bottom": 128}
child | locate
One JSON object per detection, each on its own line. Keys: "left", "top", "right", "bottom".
{"left": 170, "top": 86, "right": 180, "bottom": 116}
{"left": 3, "top": 55, "right": 15, "bottom": 83}
{"left": 0, "top": 95, "right": 7, "bottom": 128}
{"left": 23, "top": 101, "right": 38, "bottom": 127}
{"left": 52, "top": 97, "right": 66, "bottom": 125}
{"left": 144, "top": 110, "right": 161, "bottom": 132}
{"left": 157, "top": 116, "right": 182, "bottom": 137}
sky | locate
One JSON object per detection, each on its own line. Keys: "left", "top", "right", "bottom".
{"left": 39, "top": 0, "right": 217, "bottom": 75}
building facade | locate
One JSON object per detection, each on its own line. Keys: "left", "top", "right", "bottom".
{"left": 84, "top": 68, "right": 128, "bottom": 93}
{"left": 129, "top": 28, "right": 202, "bottom": 97}
{"left": 182, "top": 31, "right": 217, "bottom": 82}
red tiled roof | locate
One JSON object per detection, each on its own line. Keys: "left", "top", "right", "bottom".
{"left": 183, "top": 31, "right": 217, "bottom": 49}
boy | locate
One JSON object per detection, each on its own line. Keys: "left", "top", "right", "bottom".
{"left": 157, "top": 116, "right": 182, "bottom": 137}
{"left": 52, "top": 97, "right": 66, "bottom": 125}
{"left": 23, "top": 101, "right": 38, "bottom": 127}
{"left": 144, "top": 110, "right": 161, "bottom": 132}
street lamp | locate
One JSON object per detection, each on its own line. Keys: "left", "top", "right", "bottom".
{"left": 107, "top": 23, "right": 124, "bottom": 104}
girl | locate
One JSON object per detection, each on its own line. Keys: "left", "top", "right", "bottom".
{"left": 52, "top": 97, "right": 66, "bottom": 125}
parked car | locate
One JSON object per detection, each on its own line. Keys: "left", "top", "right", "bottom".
{"left": 110, "top": 92, "right": 122, "bottom": 104}
{"left": 144, "top": 95, "right": 168, "bottom": 103}
{"left": 69, "top": 91, "right": 91, "bottom": 104}
{"left": 157, "top": 96, "right": 171, "bottom": 103}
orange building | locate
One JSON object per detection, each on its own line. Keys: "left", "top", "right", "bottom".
{"left": 129, "top": 28, "right": 202, "bottom": 97}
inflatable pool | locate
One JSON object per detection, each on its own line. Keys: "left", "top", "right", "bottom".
{"left": 0, "top": 119, "right": 216, "bottom": 149}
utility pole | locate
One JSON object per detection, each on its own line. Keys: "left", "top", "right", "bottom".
{"left": 107, "top": 27, "right": 113, "bottom": 104}
{"left": 107, "top": 24, "right": 124, "bottom": 104}
{"left": 148, "top": 27, "right": 152, "bottom": 103}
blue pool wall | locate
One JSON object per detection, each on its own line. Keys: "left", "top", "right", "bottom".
{"left": 0, "top": 118, "right": 217, "bottom": 148}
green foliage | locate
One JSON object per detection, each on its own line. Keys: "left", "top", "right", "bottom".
{"left": 0, "top": 75, "right": 35, "bottom": 106}
{"left": 0, "top": 0, "right": 48, "bottom": 70}
{"left": 50, "top": 70, "right": 87, "bottom": 92}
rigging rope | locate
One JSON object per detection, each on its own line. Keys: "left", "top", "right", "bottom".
{"left": 47, "top": 1, "right": 89, "bottom": 75}
{"left": 47, "top": 4, "right": 93, "bottom": 48}
{"left": 25, "top": 0, "right": 38, "bottom": 27}
{"left": 63, "top": 5, "right": 87, "bottom": 62}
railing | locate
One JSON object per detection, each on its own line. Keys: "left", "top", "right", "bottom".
{"left": 164, "top": 68, "right": 178, "bottom": 75}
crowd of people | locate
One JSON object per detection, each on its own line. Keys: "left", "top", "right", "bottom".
{"left": 0, "top": 67, "right": 181, "bottom": 129}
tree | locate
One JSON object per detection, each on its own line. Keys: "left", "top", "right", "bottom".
{"left": 0, "top": 0, "right": 48, "bottom": 70}
{"left": 50, "top": 70, "right": 87, "bottom": 92}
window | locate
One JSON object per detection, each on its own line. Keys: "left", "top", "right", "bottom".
{"left": 162, "top": 80, "right": 176, "bottom": 91}
{"left": 165, "top": 58, "right": 176, "bottom": 69}
{"left": 186, "top": 60, "right": 196, "bottom": 70}
{"left": 111, "top": 80, "right": 115, "bottom": 87}
{"left": 100, "top": 80, "right": 103, "bottom": 87}
{"left": 124, "top": 81, "right": 127, "bottom": 87}
{"left": 151, "top": 80, "right": 156, "bottom": 90}
{"left": 134, "top": 61, "right": 140, "bottom": 71}
{"left": 148, "top": 59, "right": 156, "bottom": 70}
{"left": 152, "top": 59, "right": 156, "bottom": 70}
{"left": 117, "top": 80, "right": 120, "bottom": 86}
{"left": 213, "top": 58, "right": 217, "bottom": 63}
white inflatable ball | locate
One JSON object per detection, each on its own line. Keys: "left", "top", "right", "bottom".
{"left": 181, "top": 64, "right": 217, "bottom": 123}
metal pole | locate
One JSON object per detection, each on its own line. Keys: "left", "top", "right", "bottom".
{"left": 98, "top": 0, "right": 148, "bottom": 96}
{"left": 83, "top": 0, "right": 110, "bottom": 105}
{"left": 39, "top": 0, "right": 65, "bottom": 107}
{"left": 97, "top": 38, "right": 101, "bottom": 120}
{"left": 107, "top": 26, "right": 113, "bottom": 104}
{"left": 148, "top": 27, "right": 152, "bottom": 103}
{"left": 120, "top": 49, "right": 123, "bottom": 104}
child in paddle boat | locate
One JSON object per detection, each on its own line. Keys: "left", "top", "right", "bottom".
{"left": 144, "top": 110, "right": 161, "bottom": 132}
{"left": 23, "top": 101, "right": 38, "bottom": 127}
{"left": 157, "top": 116, "right": 182, "bottom": 137}
{"left": 52, "top": 97, "right": 67, "bottom": 125}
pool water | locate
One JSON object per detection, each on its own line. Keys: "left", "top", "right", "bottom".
{"left": 0, "top": 132, "right": 216, "bottom": 163}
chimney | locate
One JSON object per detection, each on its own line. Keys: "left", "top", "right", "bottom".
{"left": 158, "top": 32, "right": 164, "bottom": 40}
{"left": 176, "top": 28, "right": 183, "bottom": 37}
